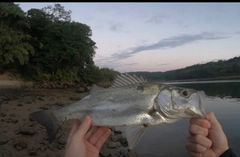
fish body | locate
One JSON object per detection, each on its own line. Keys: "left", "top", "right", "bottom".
{"left": 29, "top": 73, "right": 206, "bottom": 149}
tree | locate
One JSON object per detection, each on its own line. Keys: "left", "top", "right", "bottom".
{"left": 42, "top": 3, "right": 72, "bottom": 22}
{"left": 23, "top": 5, "right": 97, "bottom": 82}
{"left": 0, "top": 3, "right": 34, "bottom": 73}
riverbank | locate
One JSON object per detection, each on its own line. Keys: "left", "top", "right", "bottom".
{"left": 0, "top": 88, "right": 138, "bottom": 157}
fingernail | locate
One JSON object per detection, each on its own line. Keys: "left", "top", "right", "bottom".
{"left": 83, "top": 115, "right": 90, "bottom": 123}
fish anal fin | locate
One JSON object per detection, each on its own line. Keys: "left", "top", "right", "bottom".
{"left": 126, "top": 125, "right": 147, "bottom": 150}
{"left": 29, "top": 110, "right": 60, "bottom": 143}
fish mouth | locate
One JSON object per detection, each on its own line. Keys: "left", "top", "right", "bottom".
{"left": 197, "top": 91, "right": 206, "bottom": 118}
{"left": 185, "top": 91, "right": 206, "bottom": 118}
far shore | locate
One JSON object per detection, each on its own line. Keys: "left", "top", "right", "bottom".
{"left": 0, "top": 72, "right": 240, "bottom": 89}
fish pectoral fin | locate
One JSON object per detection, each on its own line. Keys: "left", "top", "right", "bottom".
{"left": 126, "top": 125, "right": 147, "bottom": 150}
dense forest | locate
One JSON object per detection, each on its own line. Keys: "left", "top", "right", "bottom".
{"left": 0, "top": 3, "right": 119, "bottom": 83}
{"left": 129, "top": 56, "right": 240, "bottom": 82}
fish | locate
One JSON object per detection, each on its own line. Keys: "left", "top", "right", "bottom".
{"left": 29, "top": 73, "right": 206, "bottom": 149}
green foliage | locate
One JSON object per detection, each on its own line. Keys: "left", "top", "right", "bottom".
{"left": 0, "top": 2, "right": 118, "bottom": 83}
{"left": 130, "top": 56, "right": 240, "bottom": 81}
{"left": 0, "top": 3, "right": 34, "bottom": 73}
{"left": 42, "top": 3, "right": 72, "bottom": 22}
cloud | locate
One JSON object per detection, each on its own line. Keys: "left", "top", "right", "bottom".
{"left": 109, "top": 22, "right": 123, "bottom": 32}
{"left": 235, "top": 31, "right": 240, "bottom": 35}
{"left": 111, "top": 32, "right": 228, "bottom": 60}
{"left": 156, "top": 63, "right": 169, "bottom": 66}
{"left": 147, "top": 14, "right": 168, "bottom": 24}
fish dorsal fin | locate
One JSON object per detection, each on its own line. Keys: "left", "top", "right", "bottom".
{"left": 125, "top": 125, "right": 147, "bottom": 150}
{"left": 90, "top": 84, "right": 105, "bottom": 94}
{"left": 110, "top": 73, "right": 147, "bottom": 88}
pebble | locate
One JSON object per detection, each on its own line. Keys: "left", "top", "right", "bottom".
{"left": 14, "top": 141, "right": 28, "bottom": 150}
{"left": 120, "top": 138, "right": 128, "bottom": 147}
{"left": 107, "top": 141, "right": 118, "bottom": 148}
{"left": 0, "top": 112, "right": 6, "bottom": 117}
{"left": 57, "top": 138, "right": 66, "bottom": 145}
{"left": 19, "top": 127, "right": 36, "bottom": 135}
{"left": 111, "top": 134, "right": 122, "bottom": 142}
{"left": 0, "top": 135, "right": 9, "bottom": 145}
{"left": 28, "top": 149, "right": 37, "bottom": 156}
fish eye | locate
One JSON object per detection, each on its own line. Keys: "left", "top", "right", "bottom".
{"left": 181, "top": 90, "right": 189, "bottom": 97}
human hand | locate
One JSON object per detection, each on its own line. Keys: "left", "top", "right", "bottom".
{"left": 186, "top": 112, "right": 229, "bottom": 157}
{"left": 64, "top": 115, "right": 111, "bottom": 157}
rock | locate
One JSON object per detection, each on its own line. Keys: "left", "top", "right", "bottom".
{"left": 39, "top": 106, "right": 48, "bottom": 110}
{"left": 14, "top": 141, "right": 28, "bottom": 150}
{"left": 100, "top": 148, "right": 111, "bottom": 157}
{"left": 0, "top": 135, "right": 9, "bottom": 145}
{"left": 57, "top": 144, "right": 64, "bottom": 150}
{"left": 28, "top": 149, "right": 37, "bottom": 156}
{"left": 26, "top": 101, "right": 32, "bottom": 104}
{"left": 17, "top": 104, "right": 23, "bottom": 106}
{"left": 10, "top": 113, "right": 16, "bottom": 117}
{"left": 48, "top": 143, "right": 55, "bottom": 151}
{"left": 119, "top": 147, "right": 128, "bottom": 155}
{"left": 55, "top": 132, "right": 62, "bottom": 139}
{"left": 107, "top": 141, "right": 117, "bottom": 148}
{"left": 55, "top": 102, "right": 64, "bottom": 107}
{"left": 19, "top": 127, "right": 36, "bottom": 135}
{"left": 57, "top": 138, "right": 66, "bottom": 145}
{"left": 114, "top": 130, "right": 122, "bottom": 134}
{"left": 75, "top": 87, "right": 85, "bottom": 93}
{"left": 120, "top": 138, "right": 128, "bottom": 147}
{"left": 38, "top": 97, "right": 45, "bottom": 101}
{"left": 69, "top": 97, "right": 81, "bottom": 101}
{"left": 111, "top": 134, "right": 122, "bottom": 142}
{"left": 0, "top": 112, "right": 6, "bottom": 117}
{"left": 11, "top": 119, "right": 18, "bottom": 124}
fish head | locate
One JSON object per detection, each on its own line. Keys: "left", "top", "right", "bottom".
{"left": 155, "top": 85, "right": 206, "bottom": 120}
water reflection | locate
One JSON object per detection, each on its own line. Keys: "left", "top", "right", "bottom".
{"left": 164, "top": 81, "right": 240, "bottom": 99}
{"left": 134, "top": 81, "right": 240, "bottom": 157}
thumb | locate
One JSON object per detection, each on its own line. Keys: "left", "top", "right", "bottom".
{"left": 206, "top": 112, "right": 222, "bottom": 130}
{"left": 75, "top": 115, "right": 92, "bottom": 139}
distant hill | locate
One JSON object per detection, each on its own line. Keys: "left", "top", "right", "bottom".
{"left": 128, "top": 56, "right": 240, "bottom": 82}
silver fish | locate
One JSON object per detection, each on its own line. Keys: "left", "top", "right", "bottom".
{"left": 29, "top": 73, "right": 206, "bottom": 149}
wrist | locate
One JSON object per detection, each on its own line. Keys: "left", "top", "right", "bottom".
{"left": 216, "top": 146, "right": 230, "bottom": 157}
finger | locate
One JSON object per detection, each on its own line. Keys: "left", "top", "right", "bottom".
{"left": 190, "top": 118, "right": 211, "bottom": 129}
{"left": 189, "top": 151, "right": 202, "bottom": 157}
{"left": 95, "top": 128, "right": 111, "bottom": 150}
{"left": 206, "top": 112, "right": 222, "bottom": 130}
{"left": 187, "top": 135, "right": 212, "bottom": 149}
{"left": 88, "top": 126, "right": 110, "bottom": 145}
{"left": 75, "top": 115, "right": 92, "bottom": 139}
{"left": 85, "top": 126, "right": 98, "bottom": 140}
{"left": 189, "top": 124, "right": 209, "bottom": 136}
{"left": 186, "top": 139, "right": 207, "bottom": 154}
{"left": 67, "top": 119, "right": 81, "bottom": 143}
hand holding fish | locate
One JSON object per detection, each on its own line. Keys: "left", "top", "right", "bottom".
{"left": 64, "top": 116, "right": 111, "bottom": 157}
{"left": 186, "top": 112, "right": 230, "bottom": 157}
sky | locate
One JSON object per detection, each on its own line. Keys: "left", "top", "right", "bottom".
{"left": 17, "top": 2, "right": 240, "bottom": 73}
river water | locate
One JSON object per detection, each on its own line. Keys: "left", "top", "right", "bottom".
{"left": 133, "top": 80, "right": 240, "bottom": 157}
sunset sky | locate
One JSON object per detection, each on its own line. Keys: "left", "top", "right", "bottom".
{"left": 17, "top": 2, "right": 240, "bottom": 72}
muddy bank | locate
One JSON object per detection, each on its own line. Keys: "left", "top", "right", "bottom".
{"left": 0, "top": 88, "right": 137, "bottom": 157}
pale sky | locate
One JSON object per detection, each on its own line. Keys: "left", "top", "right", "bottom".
{"left": 17, "top": 2, "right": 240, "bottom": 72}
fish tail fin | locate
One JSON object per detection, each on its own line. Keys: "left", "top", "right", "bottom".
{"left": 29, "top": 110, "right": 60, "bottom": 143}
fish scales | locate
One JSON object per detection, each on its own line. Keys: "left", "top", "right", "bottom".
{"left": 54, "top": 83, "right": 163, "bottom": 126}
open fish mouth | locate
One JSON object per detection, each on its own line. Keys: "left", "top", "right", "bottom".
{"left": 184, "top": 91, "right": 206, "bottom": 119}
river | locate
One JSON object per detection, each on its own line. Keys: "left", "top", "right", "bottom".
{"left": 133, "top": 80, "right": 240, "bottom": 157}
